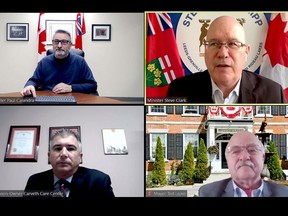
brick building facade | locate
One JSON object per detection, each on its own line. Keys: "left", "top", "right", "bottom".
{"left": 146, "top": 105, "right": 288, "bottom": 175}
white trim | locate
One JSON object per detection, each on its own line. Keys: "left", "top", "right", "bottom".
{"left": 146, "top": 121, "right": 204, "bottom": 125}
{"left": 146, "top": 113, "right": 168, "bottom": 116}
{"left": 147, "top": 129, "right": 168, "bottom": 133}
{"left": 181, "top": 129, "right": 198, "bottom": 133}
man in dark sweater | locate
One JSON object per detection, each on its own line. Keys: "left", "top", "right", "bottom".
{"left": 20, "top": 29, "right": 97, "bottom": 97}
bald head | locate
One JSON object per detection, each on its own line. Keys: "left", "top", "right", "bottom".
{"left": 226, "top": 131, "right": 264, "bottom": 155}
{"left": 207, "top": 16, "right": 246, "bottom": 44}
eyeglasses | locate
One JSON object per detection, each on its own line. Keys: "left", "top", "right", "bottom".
{"left": 52, "top": 40, "right": 70, "bottom": 45}
{"left": 226, "top": 144, "right": 262, "bottom": 156}
{"left": 204, "top": 41, "right": 246, "bottom": 50}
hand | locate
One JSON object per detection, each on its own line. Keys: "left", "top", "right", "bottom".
{"left": 20, "top": 86, "right": 37, "bottom": 97}
{"left": 53, "top": 83, "right": 72, "bottom": 94}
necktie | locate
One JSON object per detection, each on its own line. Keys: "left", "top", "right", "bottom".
{"left": 243, "top": 189, "right": 252, "bottom": 197}
{"left": 58, "top": 179, "right": 70, "bottom": 197}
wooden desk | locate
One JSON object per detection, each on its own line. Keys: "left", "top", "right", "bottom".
{"left": 0, "top": 91, "right": 124, "bottom": 104}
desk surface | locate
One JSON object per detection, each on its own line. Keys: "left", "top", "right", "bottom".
{"left": 0, "top": 91, "right": 124, "bottom": 104}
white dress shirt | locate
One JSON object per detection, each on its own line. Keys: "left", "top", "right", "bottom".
{"left": 211, "top": 77, "right": 241, "bottom": 104}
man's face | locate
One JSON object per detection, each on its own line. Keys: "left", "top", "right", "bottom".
{"left": 52, "top": 33, "right": 72, "bottom": 59}
{"left": 48, "top": 135, "right": 82, "bottom": 178}
{"left": 204, "top": 17, "right": 250, "bottom": 89}
{"left": 226, "top": 132, "right": 265, "bottom": 183}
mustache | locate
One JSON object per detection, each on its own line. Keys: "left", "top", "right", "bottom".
{"left": 236, "top": 161, "right": 254, "bottom": 169}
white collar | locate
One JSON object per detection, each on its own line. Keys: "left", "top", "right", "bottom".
{"left": 211, "top": 76, "right": 241, "bottom": 104}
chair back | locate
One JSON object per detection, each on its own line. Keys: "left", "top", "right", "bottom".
{"left": 46, "top": 49, "right": 85, "bottom": 57}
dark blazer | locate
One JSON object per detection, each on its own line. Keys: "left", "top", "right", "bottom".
{"left": 198, "top": 178, "right": 288, "bottom": 197}
{"left": 167, "top": 70, "right": 286, "bottom": 103}
{"left": 24, "top": 166, "right": 115, "bottom": 198}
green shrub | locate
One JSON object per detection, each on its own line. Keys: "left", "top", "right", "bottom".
{"left": 180, "top": 142, "right": 195, "bottom": 185}
{"left": 267, "top": 141, "right": 285, "bottom": 180}
{"left": 151, "top": 136, "right": 167, "bottom": 186}
{"left": 194, "top": 138, "right": 209, "bottom": 182}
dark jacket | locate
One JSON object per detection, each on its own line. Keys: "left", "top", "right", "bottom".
{"left": 24, "top": 166, "right": 115, "bottom": 198}
{"left": 167, "top": 70, "right": 286, "bottom": 103}
{"left": 198, "top": 177, "right": 288, "bottom": 197}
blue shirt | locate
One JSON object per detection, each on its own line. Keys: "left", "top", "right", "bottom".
{"left": 25, "top": 52, "right": 97, "bottom": 94}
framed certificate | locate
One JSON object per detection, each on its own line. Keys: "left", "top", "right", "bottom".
{"left": 4, "top": 126, "right": 41, "bottom": 162}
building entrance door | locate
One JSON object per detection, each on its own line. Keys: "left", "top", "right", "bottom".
{"left": 221, "top": 142, "right": 228, "bottom": 169}
{"left": 215, "top": 133, "right": 233, "bottom": 170}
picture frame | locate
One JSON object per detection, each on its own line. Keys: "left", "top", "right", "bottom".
{"left": 102, "top": 128, "right": 128, "bottom": 155}
{"left": 92, "top": 24, "right": 111, "bottom": 41}
{"left": 46, "top": 20, "right": 76, "bottom": 45}
{"left": 48, "top": 126, "right": 81, "bottom": 163}
{"left": 6, "top": 23, "right": 29, "bottom": 41}
{"left": 4, "top": 126, "right": 40, "bottom": 162}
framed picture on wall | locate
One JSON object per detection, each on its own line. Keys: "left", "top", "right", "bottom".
{"left": 46, "top": 20, "right": 76, "bottom": 45}
{"left": 4, "top": 126, "right": 41, "bottom": 162}
{"left": 48, "top": 126, "right": 81, "bottom": 163}
{"left": 102, "top": 128, "right": 128, "bottom": 155}
{"left": 6, "top": 23, "right": 29, "bottom": 41}
{"left": 92, "top": 24, "right": 111, "bottom": 41}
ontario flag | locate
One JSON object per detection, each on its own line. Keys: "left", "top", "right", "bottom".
{"left": 75, "top": 13, "right": 86, "bottom": 50}
{"left": 146, "top": 13, "right": 184, "bottom": 98}
{"left": 37, "top": 12, "right": 46, "bottom": 62}
{"left": 259, "top": 13, "right": 288, "bottom": 101}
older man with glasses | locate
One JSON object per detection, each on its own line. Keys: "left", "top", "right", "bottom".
{"left": 20, "top": 29, "right": 98, "bottom": 97}
{"left": 167, "top": 15, "right": 286, "bottom": 103}
{"left": 198, "top": 131, "right": 288, "bottom": 197}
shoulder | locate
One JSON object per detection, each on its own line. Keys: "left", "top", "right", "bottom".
{"left": 77, "top": 166, "right": 110, "bottom": 178}
{"left": 242, "top": 70, "right": 282, "bottom": 87}
{"left": 171, "top": 70, "right": 210, "bottom": 84}
{"left": 39, "top": 54, "right": 55, "bottom": 64}
{"left": 199, "top": 178, "right": 231, "bottom": 197}
{"left": 68, "top": 52, "right": 84, "bottom": 61}
{"left": 265, "top": 180, "right": 288, "bottom": 189}
{"left": 27, "top": 169, "right": 53, "bottom": 179}
{"left": 264, "top": 180, "right": 288, "bottom": 196}
{"left": 200, "top": 178, "right": 231, "bottom": 189}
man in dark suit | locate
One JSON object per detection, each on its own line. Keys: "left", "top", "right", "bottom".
{"left": 167, "top": 16, "right": 286, "bottom": 103}
{"left": 24, "top": 128, "right": 115, "bottom": 198}
{"left": 199, "top": 131, "right": 288, "bottom": 197}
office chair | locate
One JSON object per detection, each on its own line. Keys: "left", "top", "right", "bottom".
{"left": 46, "top": 48, "right": 85, "bottom": 57}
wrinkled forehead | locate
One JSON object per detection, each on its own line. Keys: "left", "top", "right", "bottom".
{"left": 228, "top": 134, "right": 262, "bottom": 147}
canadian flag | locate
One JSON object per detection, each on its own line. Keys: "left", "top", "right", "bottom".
{"left": 75, "top": 13, "right": 86, "bottom": 50}
{"left": 259, "top": 13, "right": 288, "bottom": 101}
{"left": 37, "top": 12, "right": 47, "bottom": 62}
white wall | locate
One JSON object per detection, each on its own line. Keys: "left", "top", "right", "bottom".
{"left": 0, "top": 106, "right": 144, "bottom": 197}
{"left": 0, "top": 13, "right": 143, "bottom": 97}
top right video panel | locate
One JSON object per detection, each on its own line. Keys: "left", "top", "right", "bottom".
{"left": 145, "top": 12, "right": 288, "bottom": 105}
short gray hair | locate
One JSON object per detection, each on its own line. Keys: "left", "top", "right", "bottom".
{"left": 53, "top": 29, "right": 71, "bottom": 41}
{"left": 49, "top": 128, "right": 82, "bottom": 152}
